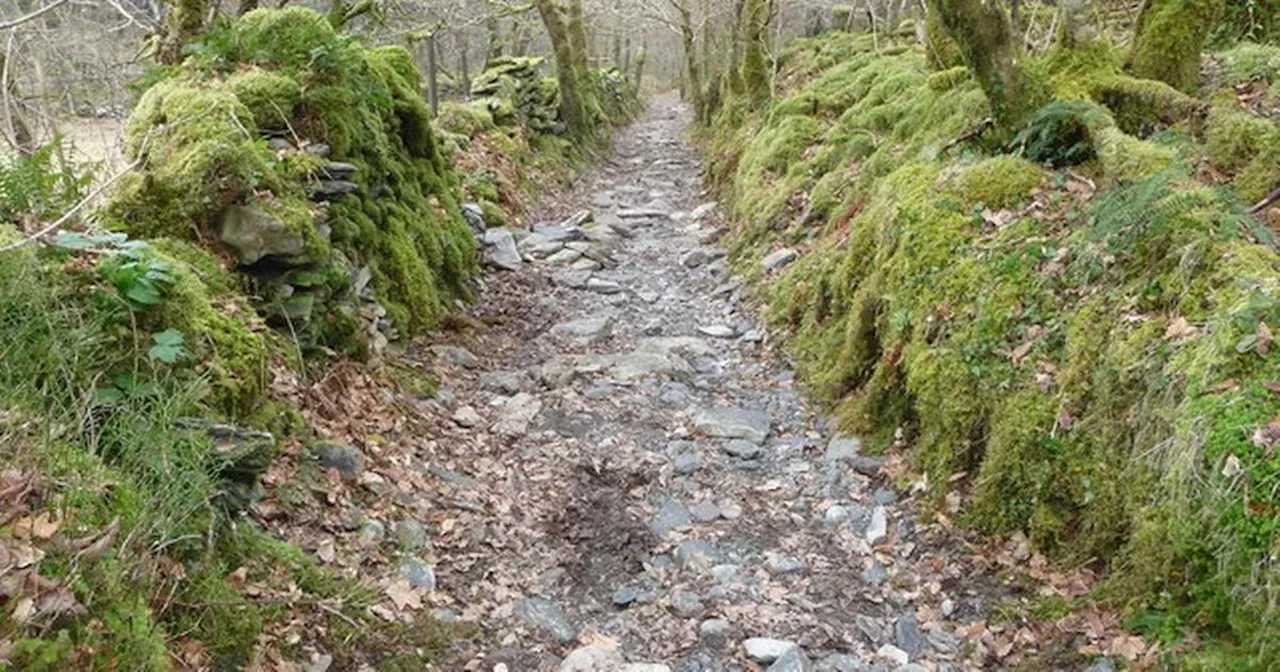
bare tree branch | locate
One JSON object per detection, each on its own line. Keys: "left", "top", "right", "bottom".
{"left": 0, "top": 0, "right": 69, "bottom": 31}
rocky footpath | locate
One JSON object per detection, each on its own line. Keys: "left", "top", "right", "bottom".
{"left": 393, "top": 96, "right": 1111, "bottom": 671}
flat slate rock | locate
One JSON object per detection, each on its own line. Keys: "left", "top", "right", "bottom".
{"left": 694, "top": 407, "right": 771, "bottom": 444}
{"left": 517, "top": 597, "right": 577, "bottom": 644}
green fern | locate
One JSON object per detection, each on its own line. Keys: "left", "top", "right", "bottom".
{"left": 1009, "top": 101, "right": 1102, "bottom": 168}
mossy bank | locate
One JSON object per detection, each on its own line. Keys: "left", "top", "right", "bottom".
{"left": 708, "top": 30, "right": 1280, "bottom": 667}
{"left": 0, "top": 7, "right": 640, "bottom": 669}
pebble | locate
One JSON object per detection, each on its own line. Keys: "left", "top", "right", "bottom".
{"left": 697, "top": 324, "right": 738, "bottom": 338}
{"left": 432, "top": 345, "right": 480, "bottom": 368}
{"left": 743, "top": 638, "right": 799, "bottom": 664}
{"left": 717, "top": 499, "right": 743, "bottom": 520}
{"left": 723, "top": 439, "right": 763, "bottom": 459}
{"left": 824, "top": 505, "right": 852, "bottom": 526}
{"left": 825, "top": 435, "right": 861, "bottom": 461}
{"left": 765, "top": 555, "right": 808, "bottom": 575}
{"left": 874, "top": 644, "right": 909, "bottom": 667}
{"left": 356, "top": 518, "right": 385, "bottom": 545}
{"left": 689, "top": 501, "right": 721, "bottom": 522}
{"left": 694, "top": 407, "right": 772, "bottom": 443}
{"left": 394, "top": 519, "right": 429, "bottom": 551}
{"left": 559, "top": 644, "right": 623, "bottom": 671}
{"left": 480, "top": 370, "right": 525, "bottom": 395}
{"left": 673, "top": 539, "right": 721, "bottom": 568}
{"left": 517, "top": 597, "right": 577, "bottom": 644}
{"left": 398, "top": 557, "right": 436, "bottom": 590}
{"left": 492, "top": 392, "right": 543, "bottom": 437}
{"left": 820, "top": 654, "right": 865, "bottom": 672}
{"left": 866, "top": 506, "right": 888, "bottom": 545}
{"left": 941, "top": 598, "right": 956, "bottom": 617}
{"left": 761, "top": 248, "right": 799, "bottom": 270}
{"left": 452, "top": 405, "right": 481, "bottom": 428}
{"left": 700, "top": 618, "right": 730, "bottom": 640}
{"left": 767, "top": 647, "right": 813, "bottom": 672}
{"left": 651, "top": 499, "right": 693, "bottom": 536}
{"left": 613, "top": 585, "right": 650, "bottom": 607}
{"left": 895, "top": 613, "right": 926, "bottom": 654}
{"left": 670, "top": 591, "right": 704, "bottom": 618}
{"left": 586, "top": 277, "right": 623, "bottom": 294}
{"left": 313, "top": 442, "right": 365, "bottom": 480}
{"left": 873, "top": 488, "right": 899, "bottom": 505}
{"left": 552, "top": 269, "right": 593, "bottom": 289}
{"left": 673, "top": 453, "right": 701, "bottom": 474}
{"left": 861, "top": 562, "right": 888, "bottom": 586}
{"left": 483, "top": 228, "right": 522, "bottom": 270}
{"left": 927, "top": 627, "right": 959, "bottom": 654}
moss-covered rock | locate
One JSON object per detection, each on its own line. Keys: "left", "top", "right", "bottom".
{"left": 108, "top": 7, "right": 476, "bottom": 351}
{"left": 712, "top": 30, "right": 1280, "bottom": 666}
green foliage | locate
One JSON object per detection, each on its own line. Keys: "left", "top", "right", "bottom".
{"left": 711, "top": 30, "right": 1280, "bottom": 666}
{"left": 1214, "top": 42, "right": 1280, "bottom": 85}
{"left": 953, "top": 155, "right": 1042, "bottom": 208}
{"left": 1212, "top": 0, "right": 1280, "bottom": 44}
{"left": 1010, "top": 101, "right": 1102, "bottom": 167}
{"left": 1128, "top": 0, "right": 1226, "bottom": 93}
{"left": 1204, "top": 107, "right": 1280, "bottom": 202}
{"left": 110, "top": 7, "right": 476, "bottom": 346}
{"left": 148, "top": 329, "right": 187, "bottom": 364}
{"left": 0, "top": 141, "right": 92, "bottom": 223}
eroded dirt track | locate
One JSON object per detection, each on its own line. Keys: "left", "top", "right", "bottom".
{"left": 407, "top": 95, "right": 1012, "bottom": 671}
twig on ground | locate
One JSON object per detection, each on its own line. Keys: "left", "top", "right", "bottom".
{"left": 940, "top": 117, "right": 995, "bottom": 156}
{"left": 1248, "top": 185, "right": 1280, "bottom": 215}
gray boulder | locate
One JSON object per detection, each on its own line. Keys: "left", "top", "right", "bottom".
{"left": 217, "top": 205, "right": 306, "bottom": 265}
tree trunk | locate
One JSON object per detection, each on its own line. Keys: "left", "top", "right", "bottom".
{"left": 0, "top": 52, "right": 34, "bottom": 156}
{"left": 1127, "top": 0, "right": 1223, "bottom": 92}
{"left": 426, "top": 35, "right": 439, "bottom": 114}
{"left": 512, "top": 18, "right": 532, "bottom": 56}
{"left": 740, "top": 0, "right": 772, "bottom": 105}
{"left": 237, "top": 0, "right": 258, "bottom": 15}
{"left": 486, "top": 12, "right": 503, "bottom": 62}
{"left": 1057, "top": 0, "right": 1097, "bottom": 48}
{"left": 726, "top": 0, "right": 748, "bottom": 94}
{"left": 567, "top": 0, "right": 589, "bottom": 71}
{"left": 925, "top": 0, "right": 1035, "bottom": 127}
{"left": 623, "top": 37, "right": 632, "bottom": 73}
{"left": 633, "top": 46, "right": 648, "bottom": 85}
{"left": 457, "top": 31, "right": 471, "bottom": 98}
{"left": 674, "top": 2, "right": 705, "bottom": 123}
{"left": 534, "top": 0, "right": 588, "bottom": 137}
{"left": 805, "top": 6, "right": 825, "bottom": 35}
{"left": 157, "top": 0, "right": 209, "bottom": 65}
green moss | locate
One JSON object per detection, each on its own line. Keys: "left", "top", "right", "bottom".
{"left": 226, "top": 69, "right": 301, "bottom": 130}
{"left": 1127, "top": 0, "right": 1225, "bottom": 93}
{"left": 1205, "top": 109, "right": 1277, "bottom": 171}
{"left": 924, "top": 10, "right": 963, "bottom": 70}
{"left": 436, "top": 100, "right": 496, "bottom": 138}
{"left": 479, "top": 199, "right": 507, "bottom": 227}
{"left": 953, "top": 155, "right": 1042, "bottom": 209}
{"left": 1213, "top": 42, "right": 1280, "bottom": 86}
{"left": 711, "top": 30, "right": 1280, "bottom": 663}
{"left": 928, "top": 66, "right": 970, "bottom": 91}
{"left": 112, "top": 8, "right": 476, "bottom": 348}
